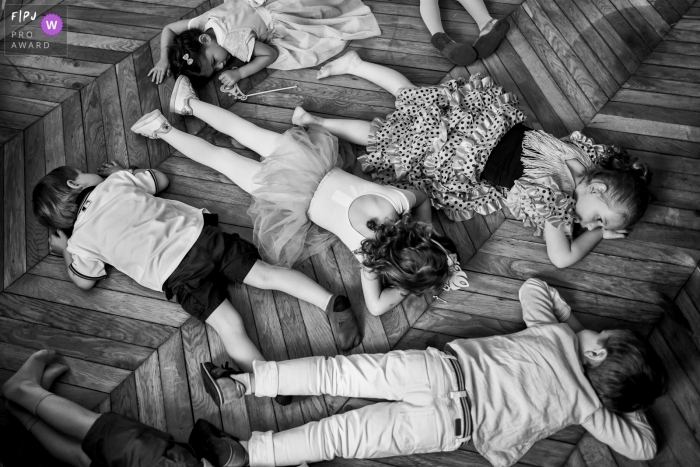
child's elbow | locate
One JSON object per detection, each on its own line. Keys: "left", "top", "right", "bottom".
{"left": 549, "top": 254, "right": 574, "bottom": 269}
{"left": 366, "top": 302, "right": 388, "bottom": 317}
{"left": 269, "top": 47, "right": 279, "bottom": 61}
{"left": 75, "top": 280, "right": 96, "bottom": 291}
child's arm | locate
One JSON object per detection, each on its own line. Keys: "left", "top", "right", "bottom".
{"left": 135, "top": 168, "right": 170, "bottom": 194}
{"left": 404, "top": 189, "right": 432, "bottom": 224}
{"left": 149, "top": 19, "right": 191, "bottom": 84}
{"left": 582, "top": 409, "right": 657, "bottom": 460}
{"left": 361, "top": 268, "right": 407, "bottom": 316}
{"left": 218, "top": 42, "right": 278, "bottom": 89}
{"left": 544, "top": 222, "right": 603, "bottom": 268}
{"left": 49, "top": 230, "right": 97, "bottom": 291}
{"left": 519, "top": 278, "right": 572, "bottom": 327}
{"left": 98, "top": 162, "right": 169, "bottom": 194}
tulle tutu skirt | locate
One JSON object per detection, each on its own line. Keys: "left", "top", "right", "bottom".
{"left": 247, "top": 125, "right": 351, "bottom": 267}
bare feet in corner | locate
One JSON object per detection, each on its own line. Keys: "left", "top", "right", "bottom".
{"left": 292, "top": 107, "right": 318, "bottom": 126}
{"left": 317, "top": 50, "right": 362, "bottom": 80}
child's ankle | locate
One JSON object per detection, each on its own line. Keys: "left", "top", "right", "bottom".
{"left": 229, "top": 373, "right": 253, "bottom": 396}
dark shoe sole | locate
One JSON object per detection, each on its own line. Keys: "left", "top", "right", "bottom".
{"left": 473, "top": 20, "right": 510, "bottom": 59}
{"left": 200, "top": 362, "right": 224, "bottom": 407}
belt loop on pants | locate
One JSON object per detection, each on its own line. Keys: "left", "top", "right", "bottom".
{"left": 442, "top": 347, "right": 472, "bottom": 442}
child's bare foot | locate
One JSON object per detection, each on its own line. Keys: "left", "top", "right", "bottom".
{"left": 2, "top": 349, "right": 55, "bottom": 401}
{"left": 41, "top": 363, "right": 68, "bottom": 390}
{"left": 292, "top": 107, "right": 318, "bottom": 126}
{"left": 317, "top": 50, "right": 362, "bottom": 79}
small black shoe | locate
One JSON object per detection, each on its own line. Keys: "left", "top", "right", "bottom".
{"left": 200, "top": 362, "right": 246, "bottom": 407}
{"left": 431, "top": 32, "right": 477, "bottom": 66}
{"left": 326, "top": 294, "right": 362, "bottom": 352}
{"left": 473, "top": 19, "right": 510, "bottom": 59}
{"left": 189, "top": 419, "right": 248, "bottom": 467}
{"left": 274, "top": 395, "right": 293, "bottom": 406}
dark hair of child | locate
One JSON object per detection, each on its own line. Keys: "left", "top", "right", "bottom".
{"left": 167, "top": 29, "right": 215, "bottom": 88}
{"left": 32, "top": 166, "right": 81, "bottom": 230}
{"left": 584, "top": 329, "right": 667, "bottom": 413}
{"left": 358, "top": 213, "right": 454, "bottom": 295}
{"left": 583, "top": 149, "right": 652, "bottom": 228}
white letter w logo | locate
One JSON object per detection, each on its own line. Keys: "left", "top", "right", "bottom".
{"left": 46, "top": 20, "right": 58, "bottom": 29}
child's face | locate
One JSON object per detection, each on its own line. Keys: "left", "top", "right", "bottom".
{"left": 198, "top": 36, "right": 230, "bottom": 77}
{"left": 577, "top": 329, "right": 612, "bottom": 366}
{"left": 68, "top": 170, "right": 103, "bottom": 190}
{"left": 574, "top": 182, "right": 626, "bottom": 231}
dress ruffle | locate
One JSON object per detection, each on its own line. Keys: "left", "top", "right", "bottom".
{"left": 506, "top": 175, "right": 577, "bottom": 238}
{"left": 359, "top": 74, "right": 526, "bottom": 222}
{"left": 247, "top": 125, "right": 349, "bottom": 267}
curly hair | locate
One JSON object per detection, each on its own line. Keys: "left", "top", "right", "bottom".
{"left": 584, "top": 329, "right": 667, "bottom": 413}
{"left": 32, "top": 166, "right": 82, "bottom": 230}
{"left": 167, "top": 29, "right": 212, "bottom": 87}
{"left": 357, "top": 213, "right": 454, "bottom": 295}
{"left": 583, "top": 149, "right": 652, "bottom": 228}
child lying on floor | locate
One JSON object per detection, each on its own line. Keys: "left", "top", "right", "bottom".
{"left": 32, "top": 164, "right": 362, "bottom": 375}
{"left": 2, "top": 350, "right": 214, "bottom": 467}
{"left": 148, "top": 0, "right": 380, "bottom": 87}
{"left": 198, "top": 278, "right": 666, "bottom": 467}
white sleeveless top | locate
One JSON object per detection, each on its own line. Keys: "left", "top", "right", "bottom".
{"left": 308, "top": 168, "right": 415, "bottom": 260}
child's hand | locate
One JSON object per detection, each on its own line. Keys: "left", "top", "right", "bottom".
{"left": 219, "top": 69, "right": 243, "bottom": 89}
{"left": 148, "top": 59, "right": 170, "bottom": 85}
{"left": 49, "top": 230, "right": 69, "bottom": 256}
{"left": 602, "top": 228, "right": 629, "bottom": 240}
{"left": 97, "top": 161, "right": 125, "bottom": 178}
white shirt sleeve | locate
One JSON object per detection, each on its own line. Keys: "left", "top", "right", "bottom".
{"left": 110, "top": 170, "right": 158, "bottom": 194}
{"left": 519, "top": 278, "right": 572, "bottom": 327}
{"left": 68, "top": 254, "right": 107, "bottom": 280}
{"left": 582, "top": 408, "right": 657, "bottom": 460}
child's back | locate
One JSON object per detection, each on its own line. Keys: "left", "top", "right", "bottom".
{"left": 65, "top": 170, "right": 203, "bottom": 290}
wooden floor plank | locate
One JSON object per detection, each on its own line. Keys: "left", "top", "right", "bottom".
{"left": 0, "top": 292, "right": 175, "bottom": 348}
{"left": 97, "top": 67, "right": 129, "bottom": 167}
{"left": 110, "top": 371, "right": 139, "bottom": 419}
{"left": 3, "top": 133, "right": 26, "bottom": 289}
{"left": 158, "top": 330, "right": 194, "bottom": 442}
{"left": 134, "top": 350, "right": 168, "bottom": 431}
{"left": 43, "top": 106, "right": 66, "bottom": 172}
{"left": 23, "top": 121, "right": 47, "bottom": 271}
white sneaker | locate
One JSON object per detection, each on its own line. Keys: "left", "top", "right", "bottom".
{"left": 131, "top": 110, "right": 172, "bottom": 139}
{"left": 170, "top": 75, "right": 198, "bottom": 116}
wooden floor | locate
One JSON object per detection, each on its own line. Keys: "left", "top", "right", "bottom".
{"left": 1, "top": 0, "right": 700, "bottom": 466}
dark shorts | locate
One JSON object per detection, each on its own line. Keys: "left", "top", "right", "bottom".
{"left": 163, "top": 224, "right": 261, "bottom": 321}
{"left": 82, "top": 413, "right": 202, "bottom": 467}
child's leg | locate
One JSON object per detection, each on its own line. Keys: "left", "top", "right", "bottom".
{"left": 189, "top": 100, "right": 284, "bottom": 159}
{"left": 205, "top": 299, "right": 265, "bottom": 373}
{"left": 457, "top": 0, "right": 493, "bottom": 31}
{"left": 247, "top": 400, "right": 454, "bottom": 466}
{"left": 420, "top": 0, "right": 444, "bottom": 35}
{"left": 158, "top": 127, "right": 263, "bottom": 194}
{"left": 243, "top": 261, "right": 332, "bottom": 311}
{"left": 292, "top": 107, "right": 371, "bottom": 145}
{"left": 317, "top": 50, "right": 416, "bottom": 96}
{"left": 253, "top": 349, "right": 449, "bottom": 400}
{"left": 2, "top": 350, "right": 100, "bottom": 440}
{"left": 6, "top": 403, "right": 91, "bottom": 467}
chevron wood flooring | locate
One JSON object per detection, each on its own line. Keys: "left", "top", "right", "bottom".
{"left": 1, "top": 0, "right": 700, "bottom": 466}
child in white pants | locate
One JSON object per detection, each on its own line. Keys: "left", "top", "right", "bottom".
{"left": 194, "top": 279, "right": 666, "bottom": 467}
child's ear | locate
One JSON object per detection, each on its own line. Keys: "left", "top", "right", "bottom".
{"left": 588, "top": 181, "right": 608, "bottom": 195}
{"left": 199, "top": 34, "right": 211, "bottom": 45}
{"left": 584, "top": 348, "right": 608, "bottom": 365}
{"left": 67, "top": 179, "right": 81, "bottom": 189}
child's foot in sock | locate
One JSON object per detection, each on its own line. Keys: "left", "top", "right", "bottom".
{"left": 2, "top": 349, "right": 54, "bottom": 401}
{"left": 317, "top": 50, "right": 362, "bottom": 79}
{"left": 326, "top": 295, "right": 362, "bottom": 352}
{"left": 291, "top": 107, "right": 318, "bottom": 126}
{"left": 200, "top": 362, "right": 247, "bottom": 407}
{"left": 431, "top": 33, "right": 477, "bottom": 66}
{"left": 189, "top": 419, "right": 248, "bottom": 467}
{"left": 473, "top": 19, "right": 510, "bottom": 59}
{"left": 41, "top": 363, "right": 68, "bottom": 390}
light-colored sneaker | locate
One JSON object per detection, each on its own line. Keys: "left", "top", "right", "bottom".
{"left": 130, "top": 110, "right": 172, "bottom": 139}
{"left": 170, "top": 75, "right": 198, "bottom": 116}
